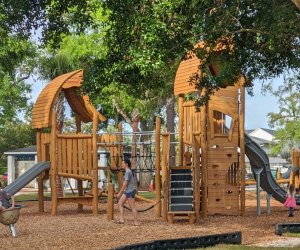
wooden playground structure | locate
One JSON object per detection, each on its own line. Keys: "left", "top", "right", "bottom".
{"left": 30, "top": 43, "right": 298, "bottom": 224}
{"left": 31, "top": 70, "right": 161, "bottom": 217}
{"left": 30, "top": 46, "right": 248, "bottom": 222}
{"left": 289, "top": 148, "right": 300, "bottom": 188}
{"left": 164, "top": 43, "right": 246, "bottom": 223}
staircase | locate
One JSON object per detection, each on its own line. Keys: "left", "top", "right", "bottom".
{"left": 168, "top": 169, "right": 195, "bottom": 223}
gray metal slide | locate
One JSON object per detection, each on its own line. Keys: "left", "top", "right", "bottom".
{"left": 244, "top": 134, "right": 300, "bottom": 204}
{"left": 4, "top": 161, "right": 50, "bottom": 196}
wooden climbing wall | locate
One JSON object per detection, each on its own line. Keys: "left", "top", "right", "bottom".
{"left": 206, "top": 85, "right": 241, "bottom": 215}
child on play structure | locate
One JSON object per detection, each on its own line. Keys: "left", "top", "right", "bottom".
{"left": 114, "top": 158, "right": 139, "bottom": 226}
{"left": 0, "top": 181, "right": 15, "bottom": 211}
{"left": 284, "top": 183, "right": 296, "bottom": 217}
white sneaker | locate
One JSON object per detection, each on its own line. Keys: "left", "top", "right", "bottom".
{"left": 9, "top": 224, "right": 17, "bottom": 237}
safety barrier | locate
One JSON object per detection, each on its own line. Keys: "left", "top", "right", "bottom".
{"left": 114, "top": 231, "right": 241, "bottom": 250}
{"left": 275, "top": 223, "right": 300, "bottom": 236}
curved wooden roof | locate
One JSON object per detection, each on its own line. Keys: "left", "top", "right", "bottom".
{"left": 174, "top": 52, "right": 201, "bottom": 96}
{"left": 32, "top": 69, "right": 106, "bottom": 129}
{"left": 174, "top": 41, "right": 235, "bottom": 96}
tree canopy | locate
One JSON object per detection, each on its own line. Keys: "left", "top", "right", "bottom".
{"left": 98, "top": 1, "right": 300, "bottom": 106}
{"left": 265, "top": 77, "right": 300, "bottom": 158}
{"left": 1, "top": 1, "right": 300, "bottom": 127}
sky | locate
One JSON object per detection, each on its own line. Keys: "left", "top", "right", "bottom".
{"left": 29, "top": 78, "right": 281, "bottom": 130}
{"left": 245, "top": 80, "right": 280, "bottom": 130}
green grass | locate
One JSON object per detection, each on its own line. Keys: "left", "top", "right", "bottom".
{"left": 193, "top": 244, "right": 299, "bottom": 249}
{"left": 138, "top": 191, "right": 155, "bottom": 200}
{"left": 15, "top": 192, "right": 51, "bottom": 202}
{"left": 284, "top": 232, "right": 300, "bottom": 238}
{"left": 13, "top": 190, "right": 156, "bottom": 202}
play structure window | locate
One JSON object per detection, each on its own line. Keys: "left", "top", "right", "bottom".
{"left": 213, "top": 110, "right": 232, "bottom": 134}
{"left": 227, "top": 162, "right": 239, "bottom": 186}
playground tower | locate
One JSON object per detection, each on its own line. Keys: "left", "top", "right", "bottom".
{"left": 169, "top": 45, "right": 246, "bottom": 222}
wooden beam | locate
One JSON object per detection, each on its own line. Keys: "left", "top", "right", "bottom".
{"left": 178, "top": 95, "right": 184, "bottom": 166}
{"left": 162, "top": 133, "right": 170, "bottom": 221}
{"left": 51, "top": 111, "right": 58, "bottom": 216}
{"left": 117, "top": 123, "right": 123, "bottom": 191}
{"left": 192, "top": 132, "right": 201, "bottom": 223}
{"left": 200, "top": 101, "right": 208, "bottom": 218}
{"left": 107, "top": 183, "right": 114, "bottom": 221}
{"left": 92, "top": 111, "right": 99, "bottom": 216}
{"left": 239, "top": 83, "right": 246, "bottom": 216}
{"left": 154, "top": 117, "right": 161, "bottom": 217}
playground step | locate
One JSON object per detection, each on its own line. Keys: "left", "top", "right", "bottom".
{"left": 170, "top": 169, "right": 192, "bottom": 174}
{"left": 169, "top": 168, "right": 194, "bottom": 212}
{"left": 170, "top": 181, "right": 192, "bottom": 188}
{"left": 170, "top": 174, "right": 192, "bottom": 181}
{"left": 170, "top": 188, "right": 193, "bottom": 196}
{"left": 169, "top": 203, "right": 194, "bottom": 212}
{"left": 170, "top": 196, "right": 193, "bottom": 204}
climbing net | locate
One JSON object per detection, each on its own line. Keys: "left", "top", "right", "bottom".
{"left": 97, "top": 131, "right": 156, "bottom": 190}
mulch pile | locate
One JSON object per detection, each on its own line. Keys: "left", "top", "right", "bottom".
{"left": 1, "top": 191, "right": 299, "bottom": 249}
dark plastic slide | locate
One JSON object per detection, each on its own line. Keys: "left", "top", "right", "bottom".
{"left": 4, "top": 161, "right": 50, "bottom": 196}
{"left": 245, "top": 134, "right": 300, "bottom": 204}
{"left": 281, "top": 167, "right": 292, "bottom": 179}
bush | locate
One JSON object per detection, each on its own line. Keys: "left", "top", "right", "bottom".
{"left": 0, "top": 173, "right": 7, "bottom": 187}
{"left": 0, "top": 165, "right": 7, "bottom": 175}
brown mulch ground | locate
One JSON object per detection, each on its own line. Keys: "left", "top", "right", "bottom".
{"left": 1, "top": 191, "right": 299, "bottom": 249}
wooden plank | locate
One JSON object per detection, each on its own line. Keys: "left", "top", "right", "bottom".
{"left": 57, "top": 134, "right": 92, "bottom": 139}
{"left": 57, "top": 138, "right": 62, "bottom": 173}
{"left": 200, "top": 101, "right": 208, "bottom": 219}
{"left": 207, "top": 169, "right": 229, "bottom": 179}
{"left": 67, "top": 139, "right": 72, "bottom": 174}
{"left": 62, "top": 138, "right": 67, "bottom": 173}
{"left": 207, "top": 159, "right": 239, "bottom": 166}
{"left": 182, "top": 101, "right": 196, "bottom": 107}
{"left": 83, "top": 139, "right": 88, "bottom": 176}
{"left": 155, "top": 117, "right": 162, "bottom": 217}
{"left": 78, "top": 138, "right": 83, "bottom": 175}
{"left": 72, "top": 138, "right": 78, "bottom": 175}
{"left": 92, "top": 111, "right": 99, "bottom": 216}
{"left": 178, "top": 96, "right": 184, "bottom": 166}
{"left": 57, "top": 172, "right": 93, "bottom": 181}
{"left": 50, "top": 111, "right": 57, "bottom": 216}
{"left": 87, "top": 138, "right": 92, "bottom": 176}
{"left": 207, "top": 150, "right": 239, "bottom": 158}
{"left": 57, "top": 197, "right": 93, "bottom": 206}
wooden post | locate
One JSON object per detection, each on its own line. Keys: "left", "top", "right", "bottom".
{"left": 178, "top": 95, "right": 184, "bottom": 166}
{"left": 155, "top": 117, "right": 161, "bottom": 217}
{"left": 76, "top": 115, "right": 83, "bottom": 212}
{"left": 162, "top": 133, "right": 170, "bottom": 221}
{"left": 240, "top": 83, "right": 246, "bottom": 216}
{"left": 36, "top": 130, "right": 44, "bottom": 212}
{"left": 51, "top": 111, "right": 58, "bottom": 216}
{"left": 200, "top": 103, "right": 208, "bottom": 218}
{"left": 117, "top": 123, "right": 123, "bottom": 191}
{"left": 92, "top": 111, "right": 99, "bottom": 216}
{"left": 107, "top": 183, "right": 114, "bottom": 221}
{"left": 192, "top": 132, "right": 201, "bottom": 223}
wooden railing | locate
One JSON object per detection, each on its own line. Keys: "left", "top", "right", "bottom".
{"left": 56, "top": 134, "right": 93, "bottom": 180}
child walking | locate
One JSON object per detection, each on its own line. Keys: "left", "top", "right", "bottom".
{"left": 284, "top": 184, "right": 297, "bottom": 217}
{"left": 115, "top": 159, "right": 139, "bottom": 226}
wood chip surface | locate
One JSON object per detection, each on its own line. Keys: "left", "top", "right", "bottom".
{"left": 0, "top": 191, "right": 298, "bottom": 249}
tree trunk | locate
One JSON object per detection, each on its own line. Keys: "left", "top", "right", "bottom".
{"left": 131, "top": 115, "right": 140, "bottom": 190}
{"left": 139, "top": 119, "right": 154, "bottom": 190}
{"left": 166, "top": 95, "right": 176, "bottom": 167}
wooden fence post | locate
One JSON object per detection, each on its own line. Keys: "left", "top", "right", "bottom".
{"left": 155, "top": 117, "right": 161, "bottom": 217}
